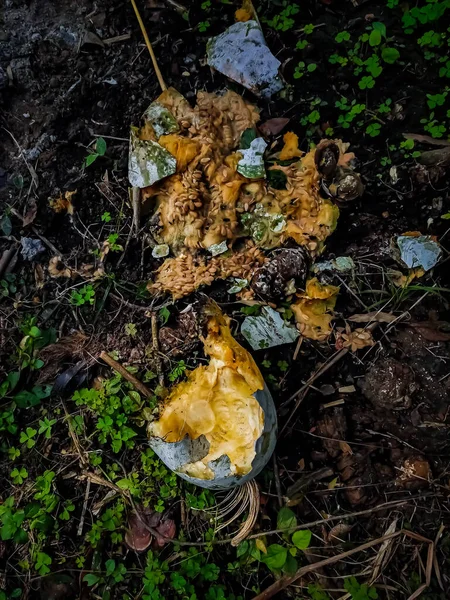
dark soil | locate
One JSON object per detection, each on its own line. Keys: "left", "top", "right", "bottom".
{"left": 1, "top": 1, "right": 450, "bottom": 599}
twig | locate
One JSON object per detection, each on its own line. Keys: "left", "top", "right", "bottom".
{"left": 252, "top": 529, "right": 435, "bottom": 600}
{"left": 130, "top": 0, "right": 167, "bottom": 91}
{"left": 132, "top": 186, "right": 141, "bottom": 236}
{"left": 151, "top": 313, "right": 165, "bottom": 387}
{"left": 103, "top": 33, "right": 132, "bottom": 45}
{"left": 99, "top": 350, "right": 153, "bottom": 398}
{"left": 272, "top": 454, "right": 283, "bottom": 508}
{"left": 77, "top": 479, "right": 91, "bottom": 537}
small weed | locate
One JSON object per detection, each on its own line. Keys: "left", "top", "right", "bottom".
{"left": 10, "top": 467, "right": 28, "bottom": 485}
{"left": 159, "top": 306, "right": 170, "bottom": 324}
{"left": 8, "top": 447, "right": 20, "bottom": 460}
{"left": 265, "top": 3, "right": 299, "bottom": 32}
{"left": 335, "top": 31, "right": 350, "bottom": 43}
{"left": 168, "top": 360, "right": 187, "bottom": 382}
{"left": 101, "top": 211, "right": 112, "bottom": 223}
{"left": 344, "top": 576, "right": 378, "bottom": 599}
{"left": 70, "top": 284, "right": 96, "bottom": 306}
{"left": 125, "top": 322, "right": 137, "bottom": 337}
{"left": 366, "top": 122, "right": 382, "bottom": 137}
{"left": 84, "top": 137, "right": 107, "bottom": 168}
{"left": 107, "top": 233, "right": 123, "bottom": 252}
{"left": 38, "top": 417, "right": 57, "bottom": 439}
{"left": 19, "top": 427, "right": 37, "bottom": 448}
{"left": 198, "top": 20, "right": 210, "bottom": 32}
{"left": 359, "top": 75, "right": 375, "bottom": 90}
{"left": 293, "top": 61, "right": 317, "bottom": 78}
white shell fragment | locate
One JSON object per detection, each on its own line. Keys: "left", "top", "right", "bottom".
{"left": 241, "top": 306, "right": 299, "bottom": 350}
{"left": 237, "top": 137, "right": 267, "bottom": 179}
{"left": 206, "top": 20, "right": 284, "bottom": 98}
{"left": 397, "top": 235, "right": 442, "bottom": 271}
{"left": 152, "top": 244, "right": 170, "bottom": 258}
{"left": 208, "top": 240, "right": 228, "bottom": 256}
{"left": 227, "top": 278, "right": 248, "bottom": 294}
{"left": 128, "top": 128, "right": 176, "bottom": 188}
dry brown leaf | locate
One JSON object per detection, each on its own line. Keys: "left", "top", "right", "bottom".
{"left": 259, "top": 117, "right": 290, "bottom": 137}
{"left": 23, "top": 199, "right": 38, "bottom": 226}
{"left": 152, "top": 516, "right": 176, "bottom": 548}
{"left": 327, "top": 523, "right": 352, "bottom": 545}
{"left": 125, "top": 511, "right": 153, "bottom": 552}
{"left": 348, "top": 311, "right": 396, "bottom": 324}
{"left": 339, "top": 441, "right": 353, "bottom": 455}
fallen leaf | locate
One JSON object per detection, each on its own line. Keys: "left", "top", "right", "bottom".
{"left": 339, "top": 441, "right": 353, "bottom": 455}
{"left": 408, "top": 321, "right": 450, "bottom": 342}
{"left": 125, "top": 511, "right": 153, "bottom": 552}
{"left": 403, "top": 133, "right": 450, "bottom": 147}
{"left": 327, "top": 477, "right": 338, "bottom": 490}
{"left": 259, "top": 117, "right": 290, "bottom": 137}
{"left": 152, "top": 516, "right": 176, "bottom": 548}
{"left": 23, "top": 199, "right": 37, "bottom": 226}
{"left": 327, "top": 523, "right": 352, "bottom": 545}
{"left": 348, "top": 311, "right": 396, "bottom": 324}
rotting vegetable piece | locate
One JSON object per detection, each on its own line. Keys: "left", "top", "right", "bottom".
{"left": 291, "top": 278, "right": 339, "bottom": 341}
{"left": 139, "top": 87, "right": 359, "bottom": 298}
{"left": 241, "top": 306, "right": 299, "bottom": 350}
{"left": 148, "top": 307, "right": 277, "bottom": 489}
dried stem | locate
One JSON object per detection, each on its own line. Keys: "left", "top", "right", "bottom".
{"left": 130, "top": 0, "right": 167, "bottom": 92}
{"left": 99, "top": 350, "right": 153, "bottom": 398}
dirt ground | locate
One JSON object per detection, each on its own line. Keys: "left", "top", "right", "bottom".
{"left": 1, "top": 1, "right": 450, "bottom": 599}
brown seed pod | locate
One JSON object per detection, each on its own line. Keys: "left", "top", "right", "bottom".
{"left": 314, "top": 140, "right": 339, "bottom": 178}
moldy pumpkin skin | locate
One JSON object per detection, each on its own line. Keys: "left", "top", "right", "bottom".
{"left": 148, "top": 308, "right": 277, "bottom": 490}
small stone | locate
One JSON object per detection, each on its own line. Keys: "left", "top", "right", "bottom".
{"left": 21, "top": 238, "right": 46, "bottom": 261}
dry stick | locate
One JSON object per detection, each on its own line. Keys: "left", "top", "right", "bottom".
{"left": 77, "top": 479, "right": 91, "bottom": 537}
{"left": 151, "top": 313, "right": 165, "bottom": 387}
{"left": 272, "top": 454, "right": 283, "bottom": 508}
{"left": 130, "top": 0, "right": 167, "bottom": 92}
{"left": 252, "top": 529, "right": 434, "bottom": 600}
{"left": 99, "top": 351, "right": 153, "bottom": 398}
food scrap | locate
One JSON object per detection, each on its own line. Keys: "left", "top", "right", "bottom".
{"left": 149, "top": 306, "right": 277, "bottom": 488}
